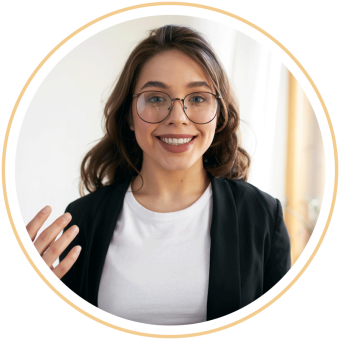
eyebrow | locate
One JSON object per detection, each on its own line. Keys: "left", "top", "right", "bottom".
{"left": 186, "top": 81, "right": 212, "bottom": 91}
{"left": 140, "top": 81, "right": 169, "bottom": 90}
{"left": 140, "top": 80, "right": 213, "bottom": 91}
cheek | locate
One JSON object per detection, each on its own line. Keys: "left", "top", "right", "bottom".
{"left": 201, "top": 122, "right": 217, "bottom": 143}
{"left": 133, "top": 119, "right": 155, "bottom": 151}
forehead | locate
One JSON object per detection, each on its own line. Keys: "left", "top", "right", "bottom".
{"left": 135, "top": 50, "right": 213, "bottom": 90}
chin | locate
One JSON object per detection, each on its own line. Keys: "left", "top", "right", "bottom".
{"left": 160, "top": 159, "right": 197, "bottom": 172}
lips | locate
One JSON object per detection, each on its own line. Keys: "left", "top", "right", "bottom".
{"left": 155, "top": 134, "right": 197, "bottom": 153}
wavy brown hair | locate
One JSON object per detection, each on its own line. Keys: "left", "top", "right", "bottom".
{"left": 80, "top": 24, "right": 251, "bottom": 195}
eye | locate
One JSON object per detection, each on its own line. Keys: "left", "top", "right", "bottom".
{"left": 143, "top": 92, "right": 167, "bottom": 104}
{"left": 147, "top": 96, "right": 166, "bottom": 103}
{"left": 189, "top": 95, "right": 205, "bottom": 103}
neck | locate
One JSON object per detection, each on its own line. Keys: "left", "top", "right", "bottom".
{"left": 131, "top": 158, "right": 210, "bottom": 201}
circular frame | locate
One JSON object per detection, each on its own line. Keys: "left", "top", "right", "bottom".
{"left": 2, "top": 2, "right": 338, "bottom": 338}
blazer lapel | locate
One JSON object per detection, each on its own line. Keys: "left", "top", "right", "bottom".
{"left": 206, "top": 173, "right": 241, "bottom": 320}
{"left": 85, "top": 175, "right": 132, "bottom": 306}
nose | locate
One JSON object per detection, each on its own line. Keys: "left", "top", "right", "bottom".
{"left": 165, "top": 99, "right": 189, "bottom": 125}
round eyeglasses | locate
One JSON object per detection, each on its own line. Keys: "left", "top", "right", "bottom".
{"left": 132, "top": 91, "right": 220, "bottom": 124}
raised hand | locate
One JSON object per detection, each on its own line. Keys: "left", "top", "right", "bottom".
{"left": 26, "top": 206, "right": 81, "bottom": 279}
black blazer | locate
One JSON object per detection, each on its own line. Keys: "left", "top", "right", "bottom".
{"left": 60, "top": 172, "right": 291, "bottom": 321}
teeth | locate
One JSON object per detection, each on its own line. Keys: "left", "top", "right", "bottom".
{"left": 160, "top": 137, "right": 194, "bottom": 145}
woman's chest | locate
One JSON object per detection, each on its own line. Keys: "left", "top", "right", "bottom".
{"left": 97, "top": 200, "right": 212, "bottom": 325}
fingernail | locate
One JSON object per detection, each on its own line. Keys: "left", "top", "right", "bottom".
{"left": 70, "top": 225, "right": 79, "bottom": 234}
{"left": 74, "top": 245, "right": 81, "bottom": 254}
{"left": 62, "top": 213, "right": 71, "bottom": 221}
{"left": 41, "top": 206, "right": 51, "bottom": 214}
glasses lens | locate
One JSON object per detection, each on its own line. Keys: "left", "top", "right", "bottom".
{"left": 137, "top": 92, "right": 171, "bottom": 123}
{"left": 184, "top": 92, "right": 217, "bottom": 123}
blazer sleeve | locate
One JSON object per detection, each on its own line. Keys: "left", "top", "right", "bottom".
{"left": 263, "top": 199, "right": 291, "bottom": 294}
{"left": 58, "top": 203, "right": 81, "bottom": 294}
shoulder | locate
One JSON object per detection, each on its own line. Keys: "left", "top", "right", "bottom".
{"left": 225, "top": 177, "right": 277, "bottom": 205}
{"left": 66, "top": 185, "right": 112, "bottom": 213}
{"left": 219, "top": 177, "right": 279, "bottom": 220}
{"left": 65, "top": 176, "right": 131, "bottom": 217}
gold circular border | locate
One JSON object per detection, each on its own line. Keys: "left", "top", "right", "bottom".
{"left": 2, "top": 2, "right": 338, "bottom": 338}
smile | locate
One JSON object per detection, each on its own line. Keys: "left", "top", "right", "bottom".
{"left": 155, "top": 135, "right": 197, "bottom": 153}
{"left": 159, "top": 137, "right": 194, "bottom": 146}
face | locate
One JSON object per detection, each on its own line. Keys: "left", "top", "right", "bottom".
{"left": 129, "top": 50, "right": 218, "bottom": 173}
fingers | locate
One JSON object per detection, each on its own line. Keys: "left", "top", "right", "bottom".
{"left": 26, "top": 206, "right": 52, "bottom": 242}
{"left": 42, "top": 225, "right": 79, "bottom": 268}
{"left": 53, "top": 246, "right": 82, "bottom": 279}
{"left": 34, "top": 212, "right": 72, "bottom": 256}
{"left": 26, "top": 206, "right": 81, "bottom": 280}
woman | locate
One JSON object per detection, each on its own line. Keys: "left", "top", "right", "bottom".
{"left": 26, "top": 25, "right": 291, "bottom": 325}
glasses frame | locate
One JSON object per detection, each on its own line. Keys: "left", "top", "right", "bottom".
{"left": 132, "top": 90, "right": 221, "bottom": 124}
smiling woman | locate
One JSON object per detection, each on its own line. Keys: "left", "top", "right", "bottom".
{"left": 26, "top": 25, "right": 291, "bottom": 325}
{"left": 128, "top": 49, "right": 220, "bottom": 205}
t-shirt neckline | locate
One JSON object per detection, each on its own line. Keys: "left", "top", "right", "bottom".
{"left": 125, "top": 181, "right": 212, "bottom": 222}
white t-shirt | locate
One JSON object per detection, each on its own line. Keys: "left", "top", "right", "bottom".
{"left": 98, "top": 181, "right": 213, "bottom": 325}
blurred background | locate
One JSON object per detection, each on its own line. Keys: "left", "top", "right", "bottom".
{"left": 15, "top": 15, "right": 325, "bottom": 265}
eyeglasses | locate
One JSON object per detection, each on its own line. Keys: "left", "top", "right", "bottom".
{"left": 132, "top": 90, "right": 220, "bottom": 124}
